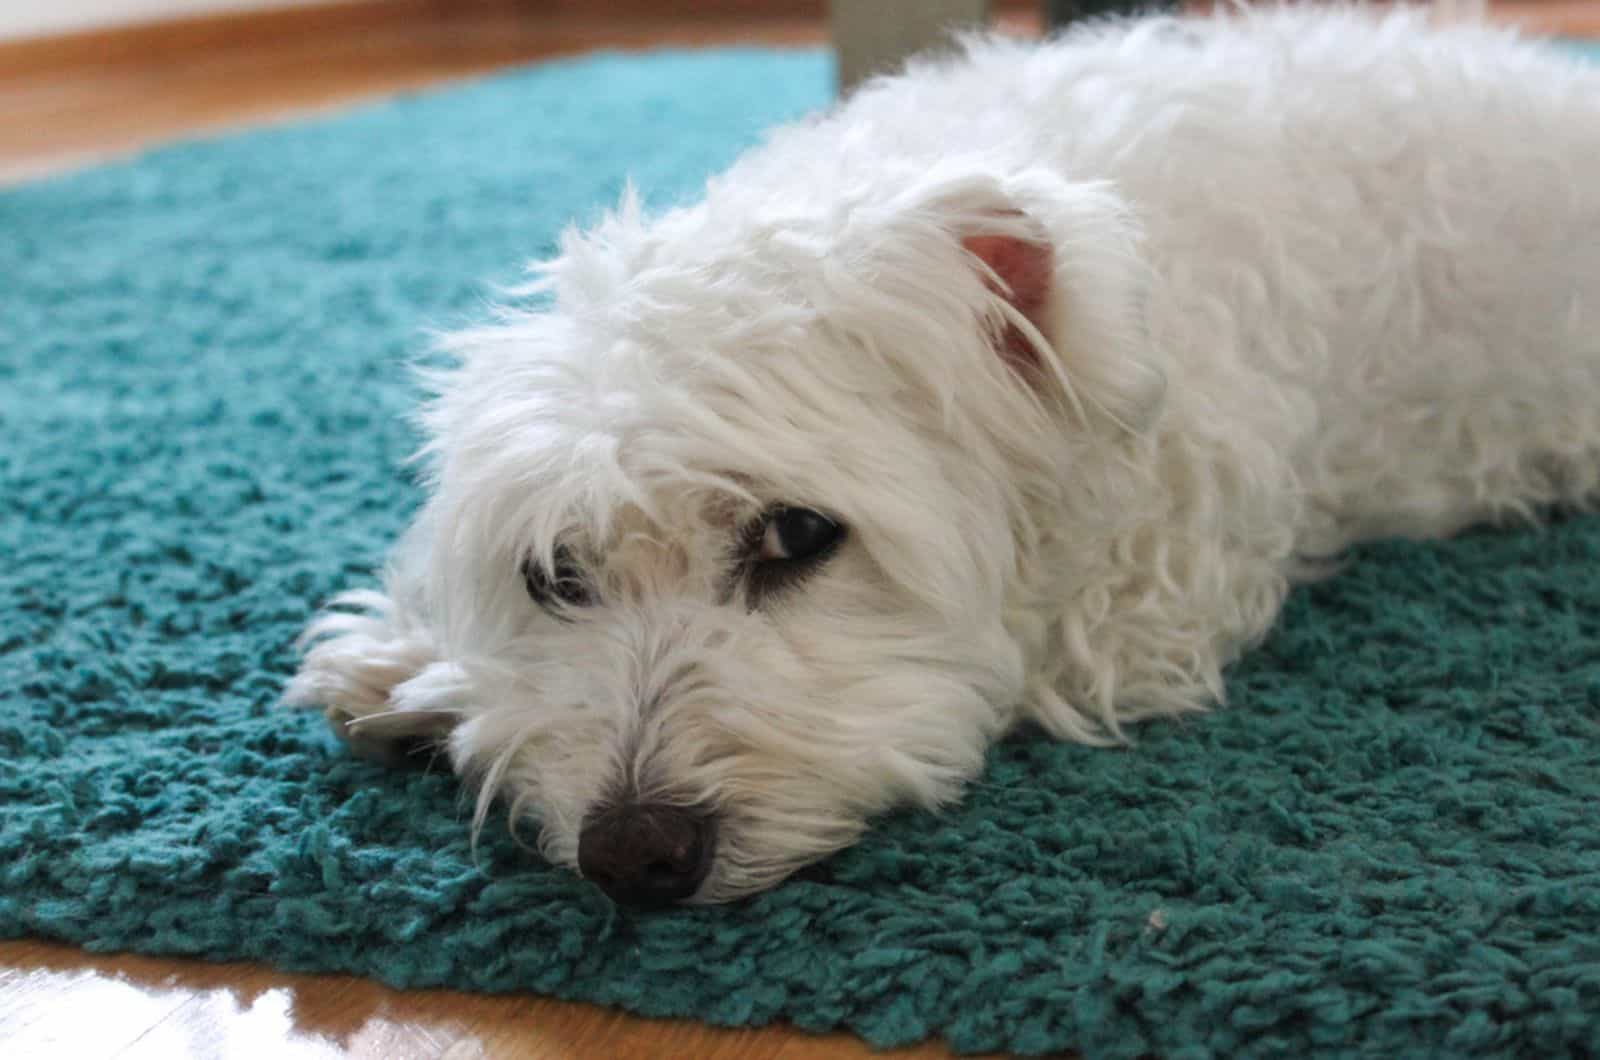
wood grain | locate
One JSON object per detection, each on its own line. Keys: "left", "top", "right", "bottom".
{"left": 0, "top": 7, "right": 828, "bottom": 183}
{"left": 0, "top": 938, "right": 976, "bottom": 1059}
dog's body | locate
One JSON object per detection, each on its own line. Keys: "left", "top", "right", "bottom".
{"left": 289, "top": 8, "right": 1600, "bottom": 904}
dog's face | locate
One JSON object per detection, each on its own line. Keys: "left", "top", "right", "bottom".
{"left": 410, "top": 171, "right": 1161, "bottom": 903}
{"left": 433, "top": 446, "right": 1025, "bottom": 904}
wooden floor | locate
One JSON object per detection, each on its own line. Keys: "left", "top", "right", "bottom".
{"left": 0, "top": 938, "right": 953, "bottom": 1059}
{"left": 3, "top": 2, "right": 1597, "bottom": 1058}
{"left": 0, "top": 5, "right": 835, "bottom": 184}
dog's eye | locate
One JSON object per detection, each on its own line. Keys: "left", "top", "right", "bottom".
{"left": 522, "top": 546, "right": 595, "bottom": 613}
{"left": 735, "top": 505, "right": 846, "bottom": 606}
{"left": 759, "top": 507, "right": 844, "bottom": 563}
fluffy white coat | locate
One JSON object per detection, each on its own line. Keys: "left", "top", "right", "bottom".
{"left": 288, "top": 6, "right": 1600, "bottom": 902}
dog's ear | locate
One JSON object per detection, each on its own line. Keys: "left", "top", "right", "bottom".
{"left": 926, "top": 170, "right": 1168, "bottom": 435}
{"left": 960, "top": 226, "right": 1055, "bottom": 375}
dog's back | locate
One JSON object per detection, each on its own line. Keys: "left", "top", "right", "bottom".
{"left": 817, "top": 7, "right": 1600, "bottom": 547}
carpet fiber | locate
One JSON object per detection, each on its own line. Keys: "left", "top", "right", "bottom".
{"left": 5, "top": 43, "right": 1600, "bottom": 1060}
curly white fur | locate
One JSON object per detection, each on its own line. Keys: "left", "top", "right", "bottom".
{"left": 287, "top": 6, "right": 1600, "bottom": 902}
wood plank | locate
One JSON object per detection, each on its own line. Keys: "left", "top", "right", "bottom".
{"left": 0, "top": 1, "right": 1039, "bottom": 79}
{"left": 0, "top": 939, "right": 974, "bottom": 1060}
{"left": 0, "top": 9, "right": 838, "bottom": 182}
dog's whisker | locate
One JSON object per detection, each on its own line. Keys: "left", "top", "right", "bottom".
{"left": 342, "top": 708, "right": 460, "bottom": 731}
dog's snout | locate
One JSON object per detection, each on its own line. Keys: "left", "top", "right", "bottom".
{"left": 577, "top": 802, "right": 716, "bottom": 907}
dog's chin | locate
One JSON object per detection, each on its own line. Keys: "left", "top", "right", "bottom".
{"left": 692, "top": 839, "right": 858, "bottom": 905}
{"left": 665, "top": 853, "right": 840, "bottom": 906}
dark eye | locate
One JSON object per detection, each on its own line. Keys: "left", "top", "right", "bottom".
{"left": 522, "top": 545, "right": 595, "bottom": 613}
{"left": 744, "top": 506, "right": 845, "bottom": 604}
{"left": 759, "top": 507, "right": 844, "bottom": 563}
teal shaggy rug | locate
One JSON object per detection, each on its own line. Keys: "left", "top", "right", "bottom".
{"left": 5, "top": 43, "right": 1600, "bottom": 1060}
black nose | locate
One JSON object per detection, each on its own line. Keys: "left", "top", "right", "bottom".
{"left": 577, "top": 803, "right": 715, "bottom": 908}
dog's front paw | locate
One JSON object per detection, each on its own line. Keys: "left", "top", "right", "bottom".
{"left": 285, "top": 589, "right": 459, "bottom": 767}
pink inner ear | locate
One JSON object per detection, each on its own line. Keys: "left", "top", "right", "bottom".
{"left": 961, "top": 232, "right": 1054, "bottom": 373}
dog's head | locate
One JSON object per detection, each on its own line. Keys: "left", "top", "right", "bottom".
{"left": 416, "top": 166, "right": 1164, "bottom": 903}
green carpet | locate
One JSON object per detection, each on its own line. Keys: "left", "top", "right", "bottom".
{"left": 5, "top": 43, "right": 1600, "bottom": 1060}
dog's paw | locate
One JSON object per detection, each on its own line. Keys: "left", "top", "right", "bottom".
{"left": 285, "top": 589, "right": 460, "bottom": 767}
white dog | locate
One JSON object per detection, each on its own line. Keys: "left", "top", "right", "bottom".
{"left": 287, "top": 6, "right": 1600, "bottom": 906}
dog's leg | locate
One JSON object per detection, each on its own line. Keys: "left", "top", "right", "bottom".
{"left": 284, "top": 577, "right": 463, "bottom": 768}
